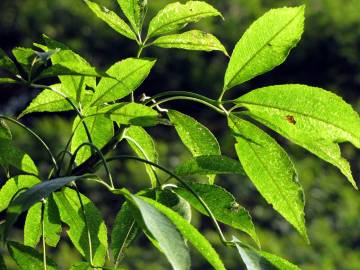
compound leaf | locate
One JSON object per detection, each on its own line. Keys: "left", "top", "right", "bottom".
{"left": 85, "top": 0, "right": 137, "bottom": 41}
{"left": 228, "top": 115, "right": 307, "bottom": 240}
{"left": 152, "top": 30, "right": 228, "bottom": 55}
{"left": 236, "top": 84, "right": 360, "bottom": 188}
{"left": 224, "top": 6, "right": 304, "bottom": 90}
{"left": 147, "top": 1, "right": 222, "bottom": 38}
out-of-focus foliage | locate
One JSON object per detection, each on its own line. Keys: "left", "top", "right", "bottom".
{"left": 0, "top": 0, "right": 360, "bottom": 269}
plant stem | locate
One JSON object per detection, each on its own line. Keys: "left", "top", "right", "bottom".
{"left": 0, "top": 116, "right": 59, "bottom": 172}
{"left": 69, "top": 142, "right": 114, "bottom": 188}
{"left": 41, "top": 201, "right": 47, "bottom": 270}
{"left": 103, "top": 155, "right": 234, "bottom": 246}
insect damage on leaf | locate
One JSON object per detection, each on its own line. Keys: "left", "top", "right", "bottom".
{"left": 286, "top": 115, "right": 296, "bottom": 124}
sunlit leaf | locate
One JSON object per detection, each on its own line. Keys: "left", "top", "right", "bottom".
{"left": 224, "top": 6, "right": 304, "bottom": 90}
{"left": 174, "top": 183, "right": 259, "bottom": 246}
{"left": 236, "top": 84, "right": 360, "bottom": 188}
{"left": 24, "top": 202, "right": 42, "bottom": 248}
{"left": 85, "top": 0, "right": 137, "bottom": 41}
{"left": 19, "top": 84, "right": 73, "bottom": 118}
{"left": 54, "top": 188, "right": 108, "bottom": 267}
{"left": 117, "top": 0, "right": 145, "bottom": 33}
{"left": 152, "top": 30, "right": 228, "bottom": 55}
{"left": 174, "top": 155, "right": 245, "bottom": 176}
{"left": 12, "top": 47, "right": 35, "bottom": 71}
{"left": 147, "top": 1, "right": 222, "bottom": 38}
{"left": 91, "top": 58, "right": 156, "bottom": 105}
{"left": 124, "top": 126, "right": 159, "bottom": 186}
{"left": 228, "top": 115, "right": 307, "bottom": 240}
{"left": 101, "top": 103, "right": 160, "bottom": 127}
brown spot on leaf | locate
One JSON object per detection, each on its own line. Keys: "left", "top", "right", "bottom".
{"left": 286, "top": 115, "right": 296, "bottom": 125}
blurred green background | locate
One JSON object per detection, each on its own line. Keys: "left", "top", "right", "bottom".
{"left": 0, "top": 0, "right": 360, "bottom": 269}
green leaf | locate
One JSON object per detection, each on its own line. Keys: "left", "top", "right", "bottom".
{"left": 0, "top": 120, "right": 12, "bottom": 140}
{"left": 139, "top": 196, "right": 227, "bottom": 270}
{"left": 147, "top": 1, "right": 222, "bottom": 38}
{"left": 24, "top": 203, "right": 42, "bottom": 248}
{"left": 111, "top": 202, "right": 141, "bottom": 263}
{"left": 157, "top": 189, "right": 192, "bottom": 222}
{"left": 125, "top": 193, "right": 191, "bottom": 270}
{"left": 117, "top": 0, "right": 144, "bottom": 33}
{"left": 168, "top": 110, "right": 220, "bottom": 156}
{"left": 236, "top": 84, "right": 360, "bottom": 188}
{"left": 42, "top": 194, "right": 62, "bottom": 247}
{"left": 0, "top": 139, "right": 38, "bottom": 175}
{"left": 173, "top": 183, "right": 259, "bottom": 246}
{"left": 101, "top": 103, "right": 160, "bottom": 127}
{"left": 0, "top": 175, "right": 40, "bottom": 212}
{"left": 70, "top": 262, "right": 93, "bottom": 270}
{"left": 91, "top": 58, "right": 156, "bottom": 105}
{"left": 174, "top": 155, "right": 245, "bottom": 176}
{"left": 71, "top": 109, "right": 114, "bottom": 164}
{"left": 7, "top": 241, "right": 57, "bottom": 270}
{"left": 124, "top": 126, "right": 159, "bottom": 186}
{"left": 224, "top": 6, "right": 304, "bottom": 90}
{"left": 0, "top": 49, "right": 17, "bottom": 74}
{"left": 228, "top": 115, "right": 307, "bottom": 240}
{"left": 53, "top": 188, "right": 108, "bottom": 267}
{"left": 232, "top": 237, "right": 300, "bottom": 270}
{"left": 12, "top": 47, "right": 35, "bottom": 71}
{"left": 152, "top": 30, "right": 228, "bottom": 55}
{"left": 19, "top": 84, "right": 73, "bottom": 118}
{"left": 43, "top": 36, "right": 98, "bottom": 102}
{"left": 0, "top": 78, "right": 17, "bottom": 84}
{"left": 85, "top": 0, "right": 137, "bottom": 41}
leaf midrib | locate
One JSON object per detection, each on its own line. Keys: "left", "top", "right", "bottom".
{"left": 239, "top": 100, "right": 358, "bottom": 142}
{"left": 226, "top": 8, "right": 302, "bottom": 89}
{"left": 154, "top": 40, "right": 222, "bottom": 50}
{"left": 149, "top": 11, "right": 218, "bottom": 37}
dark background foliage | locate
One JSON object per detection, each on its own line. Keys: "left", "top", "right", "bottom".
{"left": 0, "top": 0, "right": 359, "bottom": 269}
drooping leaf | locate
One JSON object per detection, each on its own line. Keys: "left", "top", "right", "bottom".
{"left": 0, "top": 48, "right": 17, "bottom": 74}
{"left": 91, "top": 58, "right": 156, "bottom": 105}
{"left": 139, "top": 196, "right": 227, "bottom": 270}
{"left": 117, "top": 0, "right": 145, "bottom": 33}
{"left": 174, "top": 155, "right": 245, "bottom": 176}
{"left": 85, "top": 0, "right": 137, "bottom": 41}
{"left": 173, "top": 183, "right": 259, "bottom": 246}
{"left": 232, "top": 236, "right": 300, "bottom": 270}
{"left": 0, "top": 120, "right": 12, "bottom": 140}
{"left": 71, "top": 109, "right": 114, "bottom": 164}
{"left": 7, "top": 241, "right": 57, "bottom": 270}
{"left": 24, "top": 202, "right": 42, "bottom": 248}
{"left": 152, "top": 30, "right": 228, "bottom": 55}
{"left": 228, "top": 115, "right": 307, "bottom": 240}
{"left": 167, "top": 110, "right": 220, "bottom": 156}
{"left": 236, "top": 84, "right": 360, "bottom": 188}
{"left": 0, "top": 175, "right": 40, "bottom": 213}
{"left": 124, "top": 126, "right": 158, "bottom": 186}
{"left": 4, "top": 175, "right": 93, "bottom": 234}
{"left": 124, "top": 193, "right": 191, "bottom": 270}
{"left": 0, "top": 139, "right": 38, "bottom": 175}
{"left": 111, "top": 202, "right": 141, "bottom": 264}
{"left": 54, "top": 188, "right": 108, "bottom": 267}
{"left": 101, "top": 103, "right": 160, "bottom": 127}
{"left": 147, "top": 1, "right": 222, "bottom": 38}
{"left": 19, "top": 84, "right": 73, "bottom": 118}
{"left": 224, "top": 6, "right": 304, "bottom": 90}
